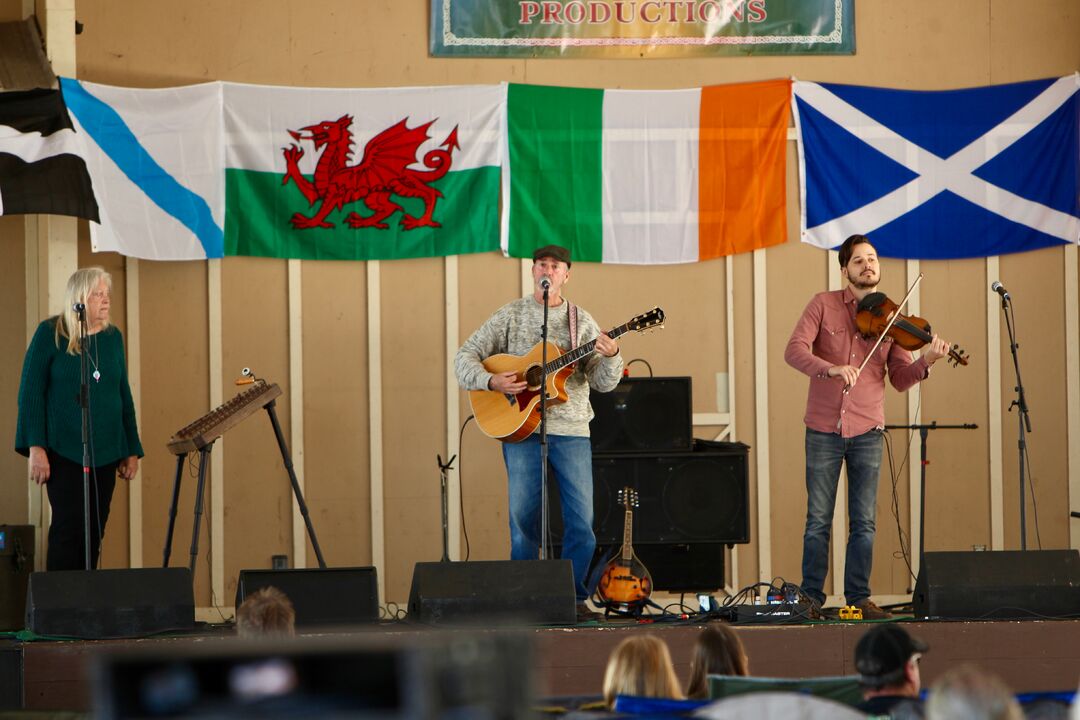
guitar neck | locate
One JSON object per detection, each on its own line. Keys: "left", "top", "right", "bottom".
{"left": 544, "top": 320, "right": 633, "bottom": 374}
{"left": 621, "top": 508, "right": 633, "bottom": 561}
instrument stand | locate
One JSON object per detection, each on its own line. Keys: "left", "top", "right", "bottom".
{"left": 437, "top": 454, "right": 456, "bottom": 562}
{"left": 76, "top": 305, "right": 93, "bottom": 570}
{"left": 162, "top": 392, "right": 327, "bottom": 573}
{"left": 538, "top": 285, "right": 551, "bottom": 561}
{"left": 885, "top": 422, "right": 977, "bottom": 575}
{"left": 999, "top": 293, "right": 1033, "bottom": 550}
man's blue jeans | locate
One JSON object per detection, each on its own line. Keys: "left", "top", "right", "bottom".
{"left": 801, "top": 427, "right": 883, "bottom": 607}
{"left": 503, "top": 434, "right": 596, "bottom": 601}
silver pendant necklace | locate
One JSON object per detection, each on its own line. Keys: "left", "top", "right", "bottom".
{"left": 87, "top": 334, "right": 101, "bottom": 382}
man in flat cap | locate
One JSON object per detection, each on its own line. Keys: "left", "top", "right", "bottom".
{"left": 855, "top": 624, "right": 929, "bottom": 718}
{"left": 455, "top": 244, "right": 622, "bottom": 622}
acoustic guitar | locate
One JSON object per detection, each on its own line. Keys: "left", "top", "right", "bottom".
{"left": 469, "top": 307, "right": 665, "bottom": 442}
{"left": 597, "top": 487, "right": 653, "bottom": 610}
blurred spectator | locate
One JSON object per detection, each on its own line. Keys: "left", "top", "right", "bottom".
{"left": 854, "top": 624, "right": 927, "bottom": 718}
{"left": 685, "top": 624, "right": 750, "bottom": 699}
{"left": 236, "top": 586, "right": 296, "bottom": 638}
{"left": 926, "top": 664, "right": 1022, "bottom": 720}
{"left": 602, "top": 635, "right": 683, "bottom": 709}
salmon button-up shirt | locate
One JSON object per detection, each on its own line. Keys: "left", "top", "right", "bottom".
{"left": 785, "top": 287, "right": 929, "bottom": 438}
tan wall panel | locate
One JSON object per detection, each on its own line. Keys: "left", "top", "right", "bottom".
{"left": 380, "top": 256, "right": 448, "bottom": 600}
{"left": 998, "top": 246, "right": 1070, "bottom": 549}
{"left": 0, "top": 216, "right": 28, "bottom": 525}
{"left": 136, "top": 261, "right": 209, "bottom": 596}
{"left": 766, "top": 240, "right": 830, "bottom": 589}
{"left": 730, "top": 251, "right": 758, "bottom": 582}
{"left": 917, "top": 258, "right": 991, "bottom": 555}
{"left": 300, "top": 260, "right": 370, "bottom": 567}
{"left": 456, "top": 253, "right": 521, "bottom": 564}
{"left": 219, "top": 258, "right": 291, "bottom": 601}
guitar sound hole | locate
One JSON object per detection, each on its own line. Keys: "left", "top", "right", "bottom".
{"left": 523, "top": 364, "right": 543, "bottom": 390}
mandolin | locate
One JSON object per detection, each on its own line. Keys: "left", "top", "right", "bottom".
{"left": 597, "top": 487, "right": 653, "bottom": 611}
{"left": 469, "top": 307, "right": 665, "bottom": 442}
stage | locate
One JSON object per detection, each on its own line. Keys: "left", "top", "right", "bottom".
{"left": 4, "top": 616, "right": 1079, "bottom": 712}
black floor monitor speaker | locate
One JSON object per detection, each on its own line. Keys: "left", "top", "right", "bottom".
{"left": 236, "top": 567, "right": 379, "bottom": 626}
{"left": 408, "top": 560, "right": 576, "bottom": 625}
{"left": 0, "top": 525, "right": 34, "bottom": 631}
{"left": 589, "top": 377, "right": 692, "bottom": 454}
{"left": 26, "top": 568, "right": 195, "bottom": 639}
{"left": 914, "top": 549, "right": 1080, "bottom": 620}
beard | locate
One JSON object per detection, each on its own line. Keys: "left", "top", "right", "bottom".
{"left": 849, "top": 270, "right": 878, "bottom": 290}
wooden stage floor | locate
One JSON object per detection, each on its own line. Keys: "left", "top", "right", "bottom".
{"left": 4, "top": 617, "right": 1079, "bottom": 712}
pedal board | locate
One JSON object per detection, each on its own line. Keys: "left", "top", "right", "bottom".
{"left": 730, "top": 603, "right": 812, "bottom": 624}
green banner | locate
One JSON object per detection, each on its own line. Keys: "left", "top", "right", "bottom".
{"left": 430, "top": 0, "right": 854, "bottom": 57}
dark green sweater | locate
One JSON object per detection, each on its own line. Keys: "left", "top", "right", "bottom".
{"left": 16, "top": 318, "right": 143, "bottom": 466}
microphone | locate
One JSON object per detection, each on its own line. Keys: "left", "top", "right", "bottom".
{"left": 73, "top": 302, "right": 85, "bottom": 313}
{"left": 539, "top": 276, "right": 551, "bottom": 291}
{"left": 991, "top": 281, "right": 1010, "bottom": 300}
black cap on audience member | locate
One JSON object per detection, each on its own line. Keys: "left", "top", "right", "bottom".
{"left": 855, "top": 624, "right": 929, "bottom": 688}
{"left": 532, "top": 244, "right": 571, "bottom": 266}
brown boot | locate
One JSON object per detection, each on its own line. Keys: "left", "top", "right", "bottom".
{"left": 853, "top": 599, "right": 893, "bottom": 620}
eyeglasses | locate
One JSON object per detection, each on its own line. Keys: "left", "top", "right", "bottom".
{"left": 909, "top": 653, "right": 922, "bottom": 666}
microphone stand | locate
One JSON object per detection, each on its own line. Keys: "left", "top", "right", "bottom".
{"left": 538, "top": 283, "right": 551, "bottom": 561}
{"left": 999, "top": 291, "right": 1033, "bottom": 549}
{"left": 885, "top": 421, "right": 977, "bottom": 576}
{"left": 437, "top": 454, "right": 456, "bottom": 562}
{"left": 76, "top": 304, "right": 93, "bottom": 570}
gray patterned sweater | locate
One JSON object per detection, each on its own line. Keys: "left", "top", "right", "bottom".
{"left": 454, "top": 296, "right": 624, "bottom": 437}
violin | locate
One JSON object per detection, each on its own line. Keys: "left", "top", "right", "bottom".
{"left": 856, "top": 292, "right": 969, "bottom": 367}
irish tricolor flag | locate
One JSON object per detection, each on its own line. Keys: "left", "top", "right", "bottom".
{"left": 224, "top": 83, "right": 504, "bottom": 261}
{"left": 503, "top": 79, "right": 791, "bottom": 264}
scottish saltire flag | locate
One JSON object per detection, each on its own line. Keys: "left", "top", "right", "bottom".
{"left": 503, "top": 80, "right": 791, "bottom": 264}
{"left": 0, "top": 87, "right": 98, "bottom": 221}
{"left": 223, "top": 82, "right": 504, "bottom": 260}
{"left": 60, "top": 77, "right": 224, "bottom": 260}
{"left": 793, "top": 75, "right": 1080, "bottom": 259}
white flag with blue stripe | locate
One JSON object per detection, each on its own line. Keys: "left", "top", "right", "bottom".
{"left": 793, "top": 75, "right": 1080, "bottom": 259}
{"left": 60, "top": 78, "right": 224, "bottom": 260}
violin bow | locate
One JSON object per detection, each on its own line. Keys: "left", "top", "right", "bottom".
{"left": 843, "top": 272, "right": 924, "bottom": 395}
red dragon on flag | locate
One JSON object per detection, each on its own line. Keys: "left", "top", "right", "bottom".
{"left": 282, "top": 115, "right": 459, "bottom": 230}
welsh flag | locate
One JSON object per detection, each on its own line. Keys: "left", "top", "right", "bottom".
{"left": 503, "top": 79, "right": 791, "bottom": 264}
{"left": 224, "top": 82, "right": 505, "bottom": 260}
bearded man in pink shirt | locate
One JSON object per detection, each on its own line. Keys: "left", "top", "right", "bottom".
{"left": 785, "top": 234, "right": 950, "bottom": 620}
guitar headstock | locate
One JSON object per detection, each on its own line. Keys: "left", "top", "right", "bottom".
{"left": 628, "top": 307, "right": 665, "bottom": 333}
{"left": 617, "top": 486, "right": 639, "bottom": 510}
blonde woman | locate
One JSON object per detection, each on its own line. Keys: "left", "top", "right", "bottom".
{"left": 602, "top": 634, "right": 684, "bottom": 709}
{"left": 16, "top": 267, "right": 142, "bottom": 570}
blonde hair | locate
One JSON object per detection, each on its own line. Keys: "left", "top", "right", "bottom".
{"left": 236, "top": 586, "right": 296, "bottom": 639}
{"left": 685, "top": 624, "right": 750, "bottom": 699}
{"left": 602, "top": 635, "right": 684, "bottom": 709}
{"left": 56, "top": 267, "right": 112, "bottom": 355}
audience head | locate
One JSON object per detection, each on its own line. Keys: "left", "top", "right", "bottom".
{"left": 236, "top": 586, "right": 296, "bottom": 639}
{"left": 685, "top": 624, "right": 750, "bottom": 699}
{"left": 855, "top": 624, "right": 928, "bottom": 698}
{"left": 602, "top": 634, "right": 683, "bottom": 709}
{"left": 926, "top": 664, "right": 1023, "bottom": 720}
